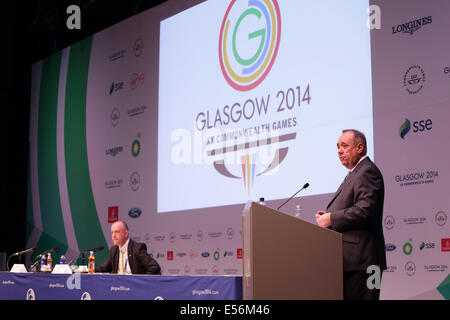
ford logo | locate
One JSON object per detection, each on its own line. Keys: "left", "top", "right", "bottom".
{"left": 201, "top": 252, "right": 210, "bottom": 258}
{"left": 385, "top": 244, "right": 396, "bottom": 251}
{"left": 128, "top": 207, "right": 142, "bottom": 218}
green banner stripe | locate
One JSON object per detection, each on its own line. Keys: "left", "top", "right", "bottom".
{"left": 437, "top": 273, "right": 450, "bottom": 300}
{"left": 36, "top": 52, "right": 68, "bottom": 256}
{"left": 26, "top": 144, "right": 34, "bottom": 242}
{"left": 64, "top": 36, "right": 108, "bottom": 264}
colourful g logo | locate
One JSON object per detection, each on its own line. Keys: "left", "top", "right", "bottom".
{"left": 219, "top": 0, "right": 281, "bottom": 91}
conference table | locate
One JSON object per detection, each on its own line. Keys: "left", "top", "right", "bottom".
{"left": 0, "top": 272, "right": 242, "bottom": 300}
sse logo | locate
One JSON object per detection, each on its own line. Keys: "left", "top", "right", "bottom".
{"left": 219, "top": 0, "right": 281, "bottom": 91}
{"left": 399, "top": 118, "right": 432, "bottom": 139}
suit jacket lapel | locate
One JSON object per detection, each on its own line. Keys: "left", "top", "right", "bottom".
{"left": 327, "top": 180, "right": 345, "bottom": 210}
{"left": 112, "top": 246, "right": 119, "bottom": 274}
{"left": 326, "top": 157, "right": 370, "bottom": 210}
{"left": 127, "top": 240, "right": 134, "bottom": 273}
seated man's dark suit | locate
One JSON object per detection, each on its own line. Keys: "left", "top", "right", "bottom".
{"left": 327, "top": 157, "right": 386, "bottom": 299}
{"left": 96, "top": 239, "right": 161, "bottom": 275}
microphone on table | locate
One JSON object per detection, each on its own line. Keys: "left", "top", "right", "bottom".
{"left": 7, "top": 246, "right": 39, "bottom": 271}
{"left": 10, "top": 246, "right": 39, "bottom": 257}
{"left": 81, "top": 245, "right": 105, "bottom": 254}
{"left": 277, "top": 183, "right": 310, "bottom": 211}
{"left": 69, "top": 245, "right": 105, "bottom": 266}
{"left": 29, "top": 246, "right": 59, "bottom": 272}
{"left": 35, "top": 246, "right": 59, "bottom": 260}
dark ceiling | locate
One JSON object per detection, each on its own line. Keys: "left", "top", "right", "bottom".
{"left": 17, "top": 0, "right": 167, "bottom": 63}
{"left": 1, "top": 0, "right": 167, "bottom": 258}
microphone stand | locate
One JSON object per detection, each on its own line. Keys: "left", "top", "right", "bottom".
{"left": 30, "top": 259, "right": 40, "bottom": 272}
{"left": 6, "top": 253, "right": 25, "bottom": 271}
{"left": 6, "top": 255, "right": 12, "bottom": 272}
{"left": 277, "top": 183, "right": 310, "bottom": 211}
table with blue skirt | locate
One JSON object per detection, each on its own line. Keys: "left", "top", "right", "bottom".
{"left": 0, "top": 272, "right": 243, "bottom": 300}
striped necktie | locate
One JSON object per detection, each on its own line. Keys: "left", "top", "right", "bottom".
{"left": 118, "top": 249, "right": 124, "bottom": 274}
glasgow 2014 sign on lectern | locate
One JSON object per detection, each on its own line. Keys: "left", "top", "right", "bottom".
{"left": 242, "top": 202, "right": 343, "bottom": 299}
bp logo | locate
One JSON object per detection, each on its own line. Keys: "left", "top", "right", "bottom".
{"left": 131, "top": 139, "right": 141, "bottom": 157}
{"left": 403, "top": 240, "right": 413, "bottom": 255}
{"left": 214, "top": 250, "right": 221, "bottom": 261}
{"left": 219, "top": 0, "right": 281, "bottom": 91}
{"left": 131, "top": 133, "right": 141, "bottom": 157}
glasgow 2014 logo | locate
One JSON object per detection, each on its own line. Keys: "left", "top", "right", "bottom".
{"left": 219, "top": 0, "right": 281, "bottom": 91}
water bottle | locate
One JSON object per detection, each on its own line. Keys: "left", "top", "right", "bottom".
{"left": 60, "top": 254, "right": 66, "bottom": 264}
{"left": 40, "top": 255, "right": 47, "bottom": 272}
{"left": 88, "top": 251, "right": 95, "bottom": 273}
{"left": 295, "top": 204, "right": 302, "bottom": 218}
{"left": 47, "top": 252, "right": 53, "bottom": 272}
{"left": 258, "top": 197, "right": 266, "bottom": 206}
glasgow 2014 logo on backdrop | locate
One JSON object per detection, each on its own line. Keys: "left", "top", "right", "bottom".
{"left": 219, "top": 0, "right": 281, "bottom": 91}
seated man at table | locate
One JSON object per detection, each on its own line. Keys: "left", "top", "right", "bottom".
{"left": 96, "top": 220, "right": 161, "bottom": 275}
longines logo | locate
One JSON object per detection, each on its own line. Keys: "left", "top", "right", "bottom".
{"left": 403, "top": 65, "right": 425, "bottom": 94}
{"left": 392, "top": 16, "right": 432, "bottom": 35}
{"left": 108, "top": 49, "right": 126, "bottom": 62}
{"left": 105, "top": 146, "right": 123, "bottom": 157}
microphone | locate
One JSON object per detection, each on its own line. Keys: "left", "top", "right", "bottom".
{"left": 277, "top": 183, "right": 310, "bottom": 211}
{"left": 81, "top": 245, "right": 105, "bottom": 254}
{"left": 35, "top": 246, "right": 59, "bottom": 259}
{"left": 11, "top": 246, "right": 39, "bottom": 257}
{"left": 7, "top": 246, "right": 39, "bottom": 271}
{"left": 68, "top": 246, "right": 105, "bottom": 266}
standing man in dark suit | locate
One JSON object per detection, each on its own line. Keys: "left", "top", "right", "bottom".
{"left": 96, "top": 220, "right": 161, "bottom": 275}
{"left": 315, "top": 129, "right": 386, "bottom": 300}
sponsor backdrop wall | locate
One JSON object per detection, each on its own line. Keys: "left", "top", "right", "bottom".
{"left": 25, "top": 0, "right": 449, "bottom": 299}
{"left": 371, "top": 0, "right": 450, "bottom": 299}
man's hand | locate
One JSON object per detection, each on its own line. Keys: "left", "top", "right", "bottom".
{"left": 315, "top": 211, "right": 331, "bottom": 228}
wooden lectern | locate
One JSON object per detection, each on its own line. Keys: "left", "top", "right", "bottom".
{"left": 242, "top": 201, "right": 343, "bottom": 299}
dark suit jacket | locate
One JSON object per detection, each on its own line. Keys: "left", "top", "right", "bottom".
{"left": 95, "top": 239, "right": 161, "bottom": 275}
{"left": 327, "top": 157, "right": 387, "bottom": 271}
